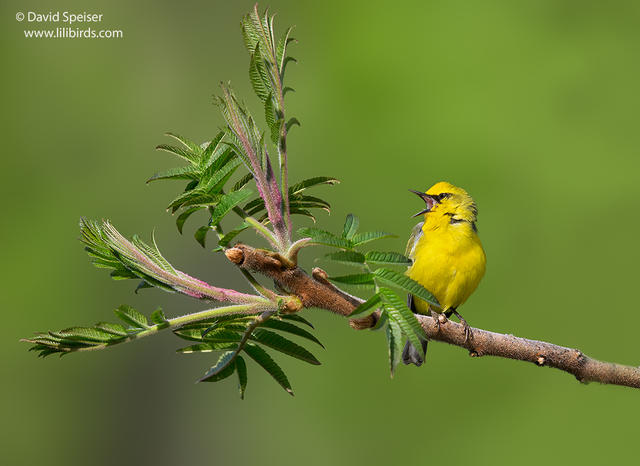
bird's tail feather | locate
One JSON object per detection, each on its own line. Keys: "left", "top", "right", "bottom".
{"left": 402, "top": 339, "right": 428, "bottom": 366}
{"left": 402, "top": 293, "right": 429, "bottom": 366}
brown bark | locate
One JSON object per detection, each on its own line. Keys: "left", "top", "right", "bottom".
{"left": 225, "top": 244, "right": 640, "bottom": 389}
{"left": 417, "top": 314, "right": 640, "bottom": 388}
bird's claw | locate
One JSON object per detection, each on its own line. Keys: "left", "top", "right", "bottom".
{"left": 451, "top": 310, "right": 473, "bottom": 344}
{"left": 430, "top": 310, "right": 445, "bottom": 332}
{"left": 462, "top": 321, "right": 473, "bottom": 343}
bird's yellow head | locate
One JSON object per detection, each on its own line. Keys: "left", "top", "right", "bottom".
{"left": 410, "top": 181, "right": 478, "bottom": 229}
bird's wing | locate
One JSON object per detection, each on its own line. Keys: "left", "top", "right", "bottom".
{"left": 405, "top": 222, "right": 423, "bottom": 262}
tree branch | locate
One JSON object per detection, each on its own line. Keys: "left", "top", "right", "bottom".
{"left": 415, "top": 314, "right": 640, "bottom": 389}
{"left": 225, "top": 243, "right": 365, "bottom": 318}
{"left": 225, "top": 244, "right": 640, "bottom": 389}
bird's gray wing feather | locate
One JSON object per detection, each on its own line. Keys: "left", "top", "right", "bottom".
{"left": 405, "top": 222, "right": 424, "bottom": 262}
{"left": 402, "top": 224, "right": 429, "bottom": 366}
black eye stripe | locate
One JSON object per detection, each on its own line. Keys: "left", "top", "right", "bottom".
{"left": 435, "top": 193, "right": 452, "bottom": 201}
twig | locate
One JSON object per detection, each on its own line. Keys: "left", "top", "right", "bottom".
{"left": 225, "top": 243, "right": 640, "bottom": 389}
{"left": 225, "top": 244, "right": 360, "bottom": 316}
{"left": 22, "top": 303, "right": 267, "bottom": 353}
{"left": 197, "top": 309, "right": 276, "bottom": 383}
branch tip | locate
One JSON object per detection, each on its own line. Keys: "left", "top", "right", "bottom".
{"left": 225, "top": 247, "right": 244, "bottom": 264}
{"left": 311, "top": 267, "right": 330, "bottom": 283}
{"left": 282, "top": 296, "right": 303, "bottom": 314}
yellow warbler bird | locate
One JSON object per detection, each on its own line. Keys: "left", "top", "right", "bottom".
{"left": 402, "top": 181, "right": 486, "bottom": 366}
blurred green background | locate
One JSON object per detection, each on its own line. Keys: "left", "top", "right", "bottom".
{"left": 3, "top": 0, "right": 640, "bottom": 465}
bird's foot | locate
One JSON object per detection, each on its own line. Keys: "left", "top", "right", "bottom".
{"left": 451, "top": 309, "right": 473, "bottom": 344}
{"left": 430, "top": 310, "right": 445, "bottom": 332}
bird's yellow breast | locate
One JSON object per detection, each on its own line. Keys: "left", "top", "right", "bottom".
{"left": 407, "top": 221, "right": 486, "bottom": 314}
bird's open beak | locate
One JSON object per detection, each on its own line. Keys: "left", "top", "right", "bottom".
{"left": 409, "top": 189, "right": 437, "bottom": 217}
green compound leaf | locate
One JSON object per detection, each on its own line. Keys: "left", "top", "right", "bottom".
{"left": 176, "top": 343, "right": 236, "bottom": 354}
{"left": 281, "top": 56, "right": 297, "bottom": 77}
{"left": 245, "top": 191, "right": 333, "bottom": 221}
{"left": 250, "top": 329, "right": 320, "bottom": 365}
{"left": 260, "top": 320, "right": 324, "bottom": 347}
{"left": 236, "top": 355, "right": 248, "bottom": 399}
{"left": 289, "top": 195, "right": 331, "bottom": 212}
{"left": 249, "top": 43, "right": 271, "bottom": 102}
{"left": 288, "top": 208, "right": 316, "bottom": 222}
{"left": 51, "top": 327, "right": 117, "bottom": 343}
{"left": 279, "top": 314, "right": 314, "bottom": 329}
{"left": 208, "top": 141, "right": 238, "bottom": 166}
{"left": 164, "top": 132, "right": 204, "bottom": 155}
{"left": 325, "top": 250, "right": 365, "bottom": 265}
{"left": 232, "top": 172, "right": 254, "bottom": 192}
{"left": 270, "top": 118, "right": 284, "bottom": 148}
{"left": 194, "top": 226, "right": 211, "bottom": 248}
{"left": 175, "top": 314, "right": 255, "bottom": 332}
{"left": 342, "top": 213, "right": 359, "bottom": 239}
{"left": 351, "top": 231, "right": 395, "bottom": 246}
{"left": 372, "top": 308, "right": 388, "bottom": 331}
{"left": 24, "top": 336, "right": 96, "bottom": 356}
{"left": 347, "top": 293, "right": 381, "bottom": 319}
{"left": 114, "top": 304, "right": 150, "bottom": 329}
{"left": 373, "top": 268, "right": 440, "bottom": 308}
{"left": 176, "top": 206, "right": 204, "bottom": 234}
{"left": 286, "top": 117, "right": 300, "bottom": 132}
{"left": 378, "top": 288, "right": 426, "bottom": 359}
{"left": 386, "top": 317, "right": 404, "bottom": 377}
{"left": 167, "top": 190, "right": 217, "bottom": 214}
{"left": 155, "top": 144, "right": 200, "bottom": 165}
{"left": 22, "top": 308, "right": 165, "bottom": 357}
{"left": 298, "top": 227, "right": 352, "bottom": 249}
{"left": 201, "top": 151, "right": 241, "bottom": 188}
{"left": 185, "top": 328, "right": 243, "bottom": 344}
{"left": 198, "top": 134, "right": 224, "bottom": 170}
{"left": 365, "top": 251, "right": 411, "bottom": 265}
{"left": 264, "top": 92, "right": 277, "bottom": 137}
{"left": 147, "top": 166, "right": 200, "bottom": 183}
{"left": 276, "top": 25, "right": 295, "bottom": 73}
{"left": 150, "top": 308, "right": 168, "bottom": 325}
{"left": 95, "top": 322, "right": 128, "bottom": 337}
{"left": 328, "top": 273, "right": 375, "bottom": 286}
{"left": 244, "top": 343, "right": 294, "bottom": 396}
{"left": 198, "top": 351, "right": 237, "bottom": 382}
{"left": 136, "top": 231, "right": 176, "bottom": 274}
{"left": 210, "top": 188, "right": 253, "bottom": 226}
{"left": 289, "top": 176, "right": 339, "bottom": 195}
{"left": 215, "top": 223, "right": 249, "bottom": 250}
